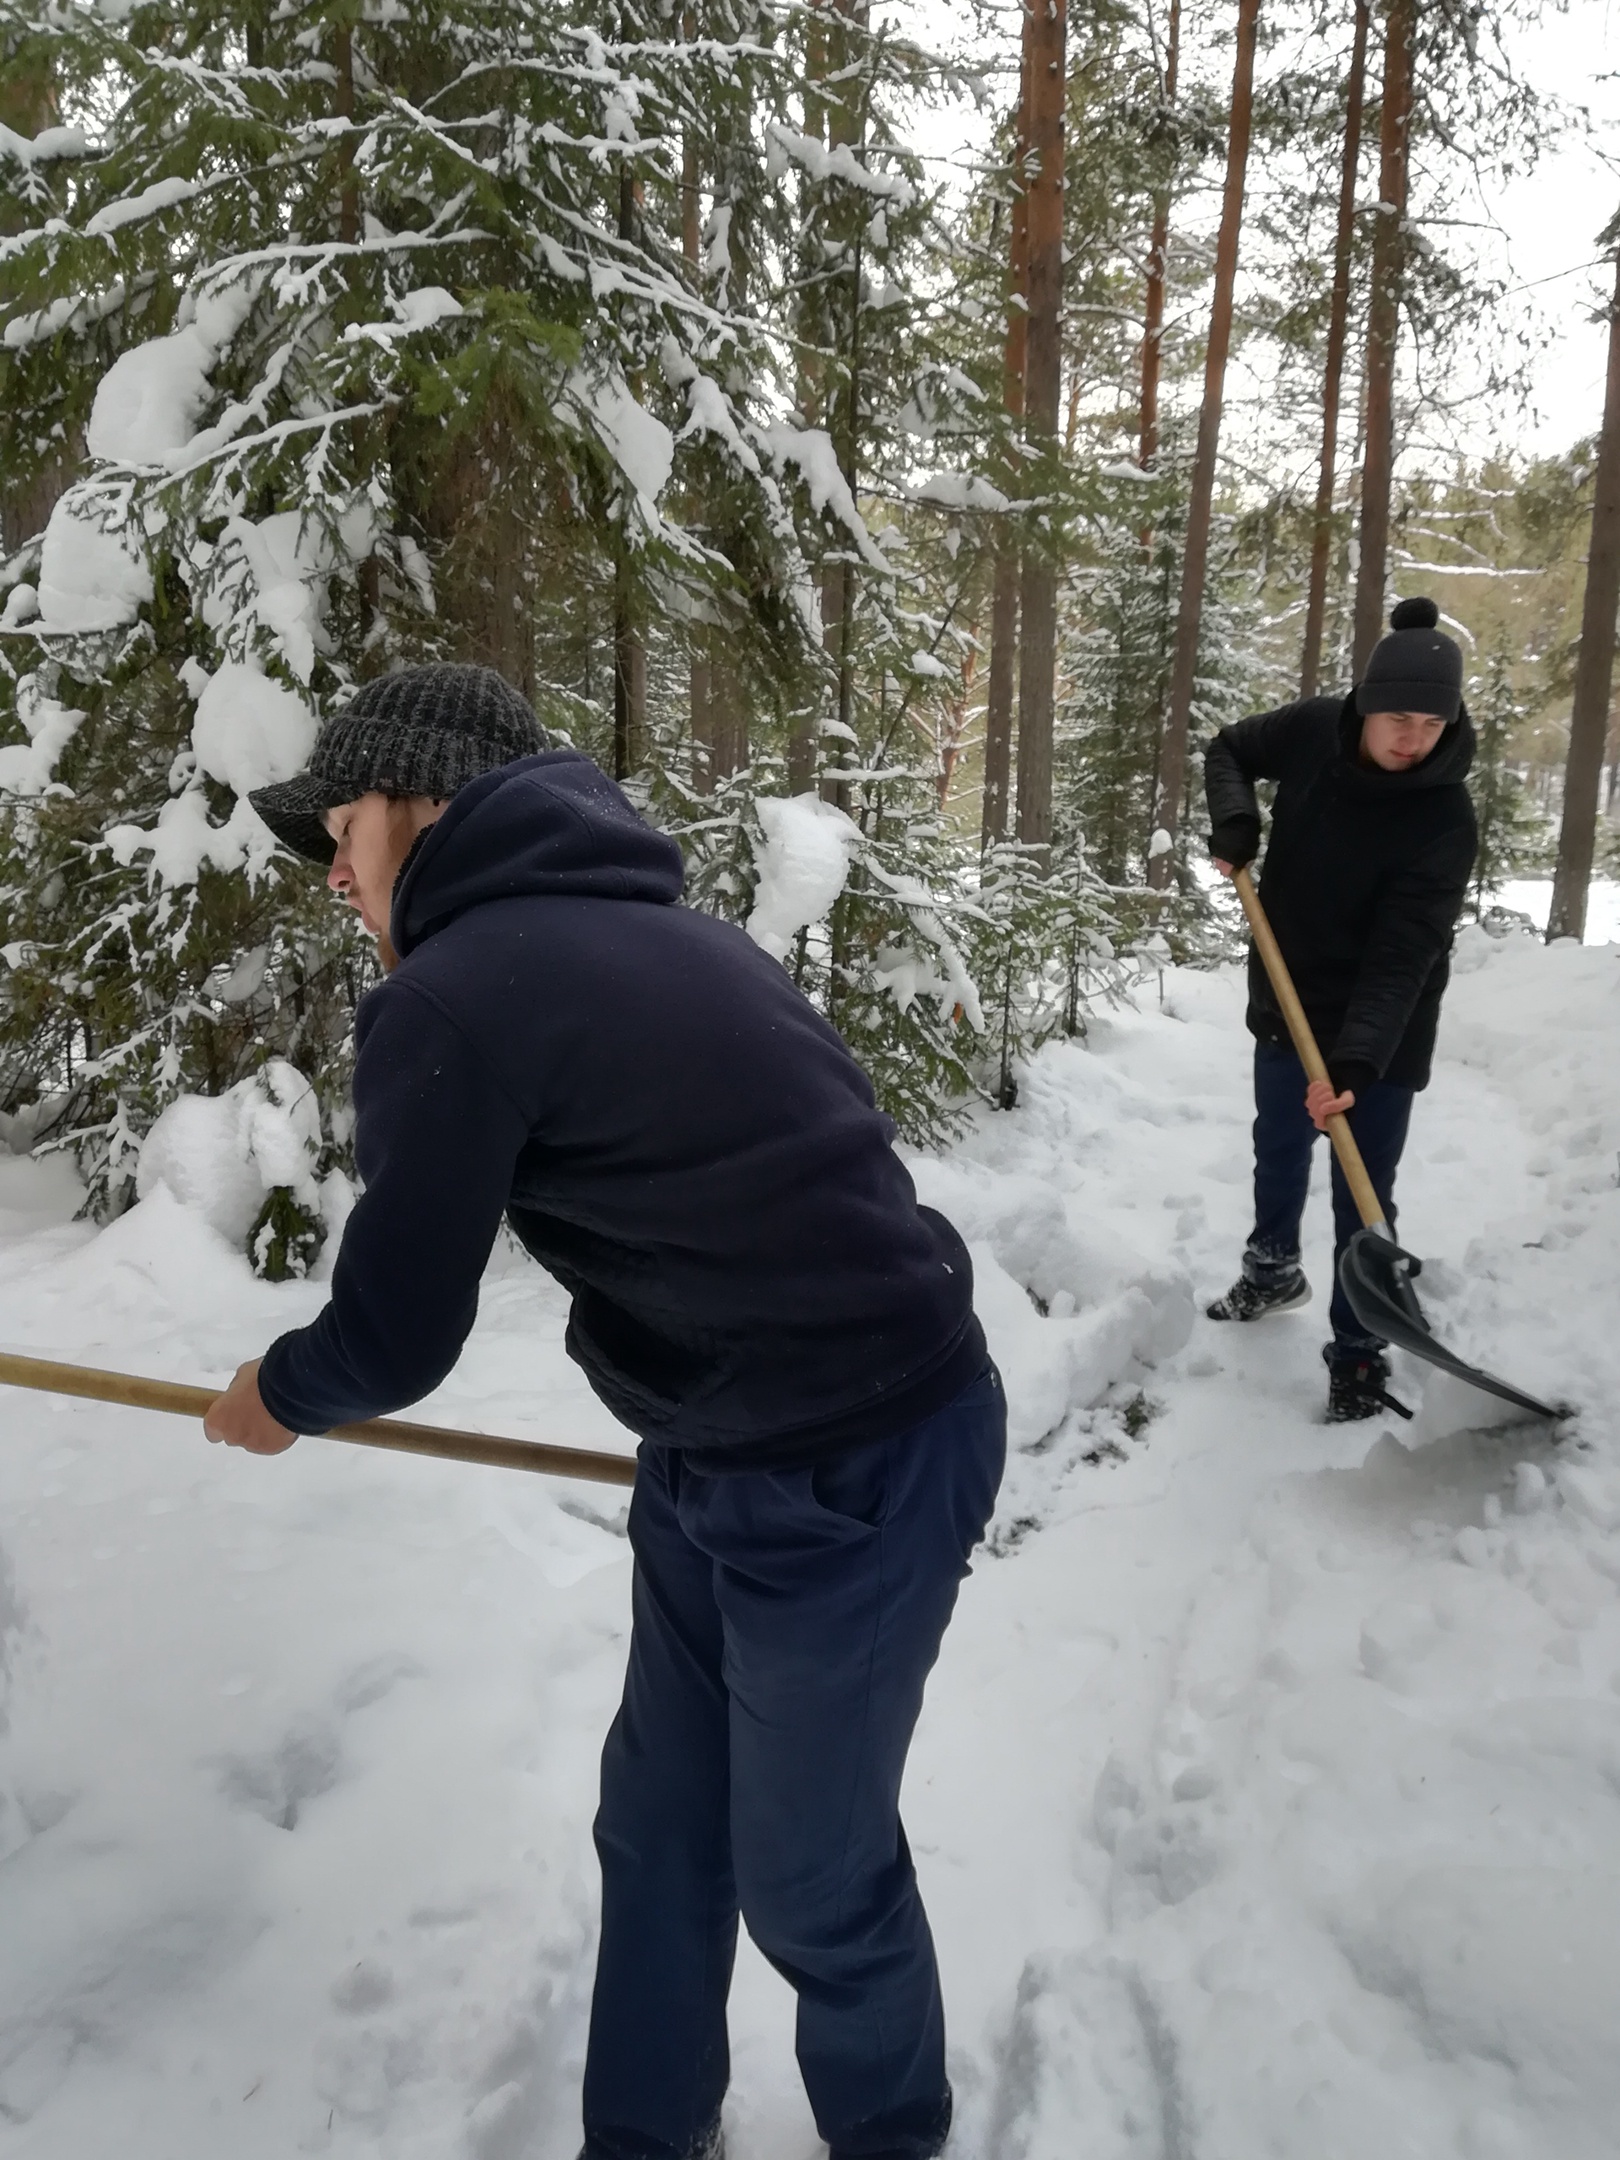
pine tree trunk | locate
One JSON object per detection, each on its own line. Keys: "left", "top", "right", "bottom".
{"left": 1139, "top": 0, "right": 1181, "bottom": 475}
{"left": 682, "top": 16, "right": 716, "bottom": 792}
{"left": 680, "top": 16, "right": 702, "bottom": 270}
{"left": 788, "top": 1, "right": 838, "bottom": 793}
{"left": 824, "top": 268, "right": 861, "bottom": 812}
{"left": 982, "top": 37, "right": 1032, "bottom": 850}
{"left": 1013, "top": 0, "right": 1066, "bottom": 850}
{"left": 820, "top": 0, "right": 867, "bottom": 812}
{"left": 1299, "top": 0, "right": 1369, "bottom": 698}
{"left": 982, "top": 553, "right": 1021, "bottom": 845}
{"left": 488, "top": 478, "right": 535, "bottom": 698}
{"left": 432, "top": 397, "right": 534, "bottom": 698}
{"left": 1351, "top": 0, "right": 1415, "bottom": 677}
{"left": 710, "top": 650, "right": 748, "bottom": 781}
{"left": 335, "top": 24, "right": 360, "bottom": 247}
{"left": 613, "top": 553, "right": 647, "bottom": 780}
{"left": 614, "top": 167, "right": 647, "bottom": 780}
{"left": 1147, "top": 0, "right": 1261, "bottom": 888}
{"left": 1548, "top": 241, "right": 1620, "bottom": 943}
{"left": 690, "top": 648, "right": 714, "bottom": 790}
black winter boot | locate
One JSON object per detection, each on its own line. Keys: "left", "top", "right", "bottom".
{"left": 1323, "top": 1345, "right": 1411, "bottom": 1423}
{"left": 1206, "top": 1267, "right": 1311, "bottom": 1323}
{"left": 578, "top": 2131, "right": 722, "bottom": 2160}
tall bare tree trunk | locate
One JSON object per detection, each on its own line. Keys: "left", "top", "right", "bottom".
{"left": 1351, "top": 0, "right": 1415, "bottom": 677}
{"left": 982, "top": 34, "right": 1032, "bottom": 849}
{"left": 1148, "top": 0, "right": 1261, "bottom": 887}
{"left": 682, "top": 15, "right": 716, "bottom": 792}
{"left": 710, "top": 657, "right": 748, "bottom": 781}
{"left": 614, "top": 167, "right": 648, "bottom": 780}
{"left": 816, "top": 558, "right": 844, "bottom": 791}
{"left": 613, "top": 560, "right": 647, "bottom": 780}
{"left": 1139, "top": 0, "right": 1181, "bottom": 475}
{"left": 1299, "top": 0, "right": 1370, "bottom": 697}
{"left": 1013, "top": 0, "right": 1067, "bottom": 849}
{"left": 1548, "top": 239, "right": 1620, "bottom": 943}
{"left": 824, "top": 238, "right": 862, "bottom": 813}
{"left": 786, "top": 0, "right": 842, "bottom": 793}
{"left": 334, "top": 24, "right": 360, "bottom": 247}
{"left": 432, "top": 394, "right": 535, "bottom": 698}
{"left": 819, "top": 0, "right": 867, "bottom": 812}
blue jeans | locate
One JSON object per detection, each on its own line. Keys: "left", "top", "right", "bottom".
{"left": 1246, "top": 1042, "right": 1414, "bottom": 1353}
{"left": 581, "top": 1365, "right": 1007, "bottom": 2160}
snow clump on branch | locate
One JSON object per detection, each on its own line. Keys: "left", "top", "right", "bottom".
{"left": 745, "top": 795, "right": 862, "bottom": 962}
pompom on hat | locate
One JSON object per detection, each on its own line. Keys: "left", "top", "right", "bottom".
{"left": 1355, "top": 596, "right": 1463, "bottom": 725}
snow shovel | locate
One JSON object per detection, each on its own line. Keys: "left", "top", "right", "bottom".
{"left": 1231, "top": 867, "right": 1563, "bottom": 1422}
{"left": 0, "top": 1349, "right": 639, "bottom": 1486}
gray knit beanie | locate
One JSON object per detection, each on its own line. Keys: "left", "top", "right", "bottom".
{"left": 249, "top": 664, "right": 547, "bottom": 863}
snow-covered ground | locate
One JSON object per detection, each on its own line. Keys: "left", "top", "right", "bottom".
{"left": 1496, "top": 876, "right": 1620, "bottom": 945}
{"left": 2, "top": 923, "right": 1618, "bottom": 2158}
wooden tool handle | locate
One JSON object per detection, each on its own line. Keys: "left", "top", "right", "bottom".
{"left": 0, "top": 1350, "right": 639, "bottom": 1487}
{"left": 1232, "top": 866, "right": 1389, "bottom": 1233}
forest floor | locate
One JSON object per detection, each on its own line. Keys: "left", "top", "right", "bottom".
{"left": 1, "top": 923, "right": 1618, "bottom": 2159}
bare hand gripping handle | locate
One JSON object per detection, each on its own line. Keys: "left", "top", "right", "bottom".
{"left": 0, "top": 1349, "right": 639, "bottom": 1486}
{"left": 1228, "top": 867, "right": 1563, "bottom": 1423}
{"left": 1232, "top": 865, "right": 1389, "bottom": 1235}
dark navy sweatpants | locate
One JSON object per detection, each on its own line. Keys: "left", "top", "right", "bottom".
{"left": 1245, "top": 1041, "right": 1414, "bottom": 1351}
{"left": 581, "top": 1365, "right": 1007, "bottom": 2160}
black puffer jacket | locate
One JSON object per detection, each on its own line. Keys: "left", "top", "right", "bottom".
{"left": 1204, "top": 695, "right": 1478, "bottom": 1094}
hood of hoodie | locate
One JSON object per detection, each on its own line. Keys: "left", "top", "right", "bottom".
{"left": 390, "top": 750, "right": 685, "bottom": 958}
{"left": 1334, "top": 692, "right": 1475, "bottom": 797}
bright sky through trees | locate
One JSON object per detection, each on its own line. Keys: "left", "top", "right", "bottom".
{"left": 894, "top": 0, "right": 1620, "bottom": 457}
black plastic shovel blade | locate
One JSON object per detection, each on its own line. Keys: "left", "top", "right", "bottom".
{"left": 1338, "top": 1227, "right": 1565, "bottom": 1422}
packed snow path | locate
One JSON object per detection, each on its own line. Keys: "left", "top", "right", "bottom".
{"left": 1, "top": 928, "right": 1618, "bottom": 2159}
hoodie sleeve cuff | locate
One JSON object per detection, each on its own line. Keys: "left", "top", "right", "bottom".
{"left": 1327, "top": 1058, "right": 1378, "bottom": 1100}
{"left": 256, "top": 1336, "right": 318, "bottom": 1436}
{"left": 1208, "top": 814, "right": 1261, "bottom": 868}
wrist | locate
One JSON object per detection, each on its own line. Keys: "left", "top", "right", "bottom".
{"left": 256, "top": 1339, "right": 299, "bottom": 1424}
{"left": 1328, "top": 1059, "right": 1377, "bottom": 1099}
{"left": 1208, "top": 816, "right": 1260, "bottom": 868}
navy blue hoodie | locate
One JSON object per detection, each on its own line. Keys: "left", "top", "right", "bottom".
{"left": 257, "top": 751, "right": 985, "bottom": 1468}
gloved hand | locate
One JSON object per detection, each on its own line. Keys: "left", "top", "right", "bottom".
{"left": 1208, "top": 813, "right": 1261, "bottom": 874}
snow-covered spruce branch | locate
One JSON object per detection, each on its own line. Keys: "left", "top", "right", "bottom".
{"left": 86, "top": 400, "right": 393, "bottom": 489}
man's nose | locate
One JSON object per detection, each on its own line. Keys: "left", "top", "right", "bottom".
{"left": 327, "top": 857, "right": 350, "bottom": 896}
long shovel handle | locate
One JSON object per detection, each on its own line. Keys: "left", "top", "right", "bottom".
{"left": 1232, "top": 866, "right": 1389, "bottom": 1234}
{"left": 0, "top": 1349, "right": 639, "bottom": 1487}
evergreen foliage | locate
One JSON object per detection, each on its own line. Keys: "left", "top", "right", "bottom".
{"left": 0, "top": 0, "right": 1592, "bottom": 1236}
{"left": 1466, "top": 639, "right": 1551, "bottom": 912}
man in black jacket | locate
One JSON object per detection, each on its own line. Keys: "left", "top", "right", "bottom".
{"left": 201, "top": 665, "right": 1005, "bottom": 2160}
{"left": 1203, "top": 598, "right": 1478, "bottom": 1421}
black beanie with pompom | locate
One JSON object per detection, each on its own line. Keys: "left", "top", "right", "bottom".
{"left": 1355, "top": 596, "right": 1463, "bottom": 724}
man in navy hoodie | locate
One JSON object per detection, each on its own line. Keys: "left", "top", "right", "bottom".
{"left": 204, "top": 664, "right": 1004, "bottom": 2160}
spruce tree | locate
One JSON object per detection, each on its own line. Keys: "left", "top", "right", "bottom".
{"left": 0, "top": 0, "right": 810, "bottom": 1218}
{"left": 1467, "top": 641, "right": 1546, "bottom": 916}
